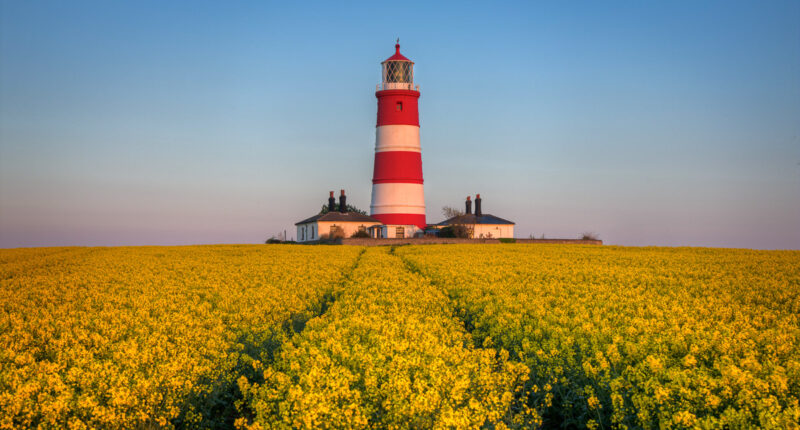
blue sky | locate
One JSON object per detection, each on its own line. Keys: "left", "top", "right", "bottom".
{"left": 1, "top": 1, "right": 798, "bottom": 248}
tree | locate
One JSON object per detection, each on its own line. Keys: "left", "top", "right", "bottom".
{"left": 320, "top": 204, "right": 367, "bottom": 215}
{"left": 441, "top": 206, "right": 464, "bottom": 219}
{"left": 581, "top": 232, "right": 600, "bottom": 240}
{"left": 265, "top": 231, "right": 287, "bottom": 244}
{"left": 439, "top": 206, "right": 471, "bottom": 238}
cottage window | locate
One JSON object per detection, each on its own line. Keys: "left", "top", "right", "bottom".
{"left": 395, "top": 227, "right": 404, "bottom": 238}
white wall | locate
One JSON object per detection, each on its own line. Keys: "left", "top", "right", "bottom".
{"left": 472, "top": 224, "right": 514, "bottom": 239}
{"left": 296, "top": 223, "right": 320, "bottom": 243}
{"left": 372, "top": 224, "right": 422, "bottom": 238}
{"left": 317, "top": 221, "right": 381, "bottom": 239}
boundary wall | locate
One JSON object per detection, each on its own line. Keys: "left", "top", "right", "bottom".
{"left": 336, "top": 238, "right": 603, "bottom": 246}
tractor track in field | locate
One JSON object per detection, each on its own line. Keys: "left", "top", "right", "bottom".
{"left": 280, "top": 247, "right": 367, "bottom": 337}
{"left": 394, "top": 247, "right": 487, "bottom": 348}
{"left": 177, "top": 248, "right": 368, "bottom": 429}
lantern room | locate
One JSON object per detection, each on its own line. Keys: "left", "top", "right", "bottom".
{"left": 380, "top": 41, "right": 418, "bottom": 91}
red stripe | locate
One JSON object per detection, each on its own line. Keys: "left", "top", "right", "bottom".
{"left": 372, "top": 151, "right": 424, "bottom": 184}
{"left": 372, "top": 213, "right": 427, "bottom": 229}
{"left": 373, "top": 179, "right": 423, "bottom": 184}
{"left": 376, "top": 90, "right": 420, "bottom": 127}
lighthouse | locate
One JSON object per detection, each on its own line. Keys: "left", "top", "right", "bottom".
{"left": 369, "top": 42, "right": 426, "bottom": 238}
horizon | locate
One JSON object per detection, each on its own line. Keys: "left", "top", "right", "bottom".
{"left": 1, "top": 1, "right": 799, "bottom": 250}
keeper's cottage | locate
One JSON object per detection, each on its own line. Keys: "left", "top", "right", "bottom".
{"left": 295, "top": 191, "right": 381, "bottom": 242}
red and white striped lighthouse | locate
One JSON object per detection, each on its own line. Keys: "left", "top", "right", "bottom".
{"left": 370, "top": 42, "right": 426, "bottom": 231}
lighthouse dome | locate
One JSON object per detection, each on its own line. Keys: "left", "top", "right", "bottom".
{"left": 381, "top": 42, "right": 415, "bottom": 89}
{"left": 384, "top": 43, "right": 411, "bottom": 62}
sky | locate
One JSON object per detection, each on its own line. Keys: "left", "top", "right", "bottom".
{"left": 1, "top": 0, "right": 798, "bottom": 249}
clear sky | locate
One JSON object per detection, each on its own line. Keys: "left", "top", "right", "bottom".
{"left": 1, "top": 0, "right": 798, "bottom": 249}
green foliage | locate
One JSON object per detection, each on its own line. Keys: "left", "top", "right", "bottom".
{"left": 437, "top": 224, "right": 472, "bottom": 238}
{"left": 350, "top": 229, "right": 370, "bottom": 238}
{"left": 320, "top": 204, "right": 367, "bottom": 215}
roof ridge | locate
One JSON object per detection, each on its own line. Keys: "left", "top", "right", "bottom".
{"left": 436, "top": 213, "right": 515, "bottom": 226}
{"left": 296, "top": 211, "right": 382, "bottom": 225}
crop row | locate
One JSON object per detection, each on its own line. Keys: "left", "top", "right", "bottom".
{"left": 239, "top": 247, "right": 537, "bottom": 429}
{"left": 397, "top": 244, "right": 800, "bottom": 429}
{"left": 2, "top": 244, "right": 798, "bottom": 429}
{"left": 0, "top": 245, "right": 362, "bottom": 429}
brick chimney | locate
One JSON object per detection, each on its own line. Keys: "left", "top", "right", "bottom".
{"left": 465, "top": 196, "right": 472, "bottom": 215}
{"left": 328, "top": 191, "right": 336, "bottom": 212}
{"left": 475, "top": 194, "right": 482, "bottom": 217}
{"left": 339, "top": 189, "right": 347, "bottom": 213}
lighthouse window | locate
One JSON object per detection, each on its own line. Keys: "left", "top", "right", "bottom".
{"left": 396, "top": 102, "right": 403, "bottom": 112}
{"left": 385, "top": 61, "right": 412, "bottom": 83}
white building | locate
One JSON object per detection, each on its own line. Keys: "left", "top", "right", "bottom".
{"left": 367, "top": 223, "right": 423, "bottom": 239}
{"left": 295, "top": 212, "right": 382, "bottom": 242}
{"left": 295, "top": 191, "right": 382, "bottom": 242}
{"left": 436, "top": 195, "right": 515, "bottom": 238}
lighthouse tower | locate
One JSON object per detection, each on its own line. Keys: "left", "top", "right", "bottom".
{"left": 370, "top": 42, "right": 426, "bottom": 236}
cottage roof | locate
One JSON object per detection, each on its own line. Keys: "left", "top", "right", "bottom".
{"left": 295, "top": 211, "right": 382, "bottom": 226}
{"left": 437, "top": 213, "right": 515, "bottom": 226}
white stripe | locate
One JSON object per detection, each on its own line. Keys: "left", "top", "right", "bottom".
{"left": 375, "top": 125, "right": 421, "bottom": 153}
{"left": 370, "top": 204, "right": 427, "bottom": 214}
{"left": 370, "top": 183, "right": 426, "bottom": 215}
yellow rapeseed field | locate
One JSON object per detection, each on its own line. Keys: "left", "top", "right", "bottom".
{"left": 0, "top": 246, "right": 362, "bottom": 429}
{"left": 397, "top": 245, "right": 800, "bottom": 429}
{"left": 1, "top": 244, "right": 798, "bottom": 429}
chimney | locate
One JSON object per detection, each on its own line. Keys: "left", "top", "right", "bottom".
{"left": 328, "top": 191, "right": 336, "bottom": 212}
{"left": 339, "top": 189, "right": 347, "bottom": 213}
{"left": 475, "top": 194, "right": 482, "bottom": 217}
{"left": 465, "top": 196, "right": 472, "bottom": 215}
